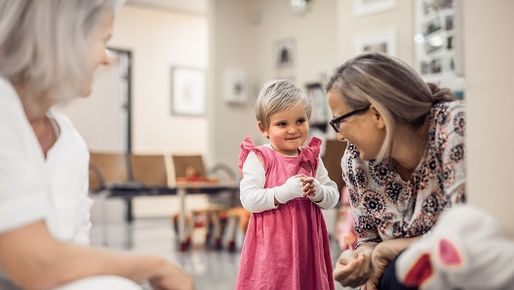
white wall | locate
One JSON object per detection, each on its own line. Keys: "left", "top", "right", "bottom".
{"left": 110, "top": 5, "right": 208, "bottom": 154}
{"left": 463, "top": 0, "right": 514, "bottom": 237}
{"left": 247, "top": 0, "right": 338, "bottom": 86}
{"left": 57, "top": 57, "right": 129, "bottom": 153}
{"left": 336, "top": 0, "right": 413, "bottom": 64}
{"left": 61, "top": 5, "right": 209, "bottom": 155}
{"left": 207, "top": 0, "right": 255, "bottom": 170}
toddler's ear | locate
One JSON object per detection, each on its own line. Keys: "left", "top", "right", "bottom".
{"left": 257, "top": 121, "right": 268, "bottom": 137}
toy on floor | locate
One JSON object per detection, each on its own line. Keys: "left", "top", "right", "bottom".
{"left": 396, "top": 205, "right": 514, "bottom": 290}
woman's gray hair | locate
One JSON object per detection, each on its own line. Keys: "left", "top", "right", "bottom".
{"left": 254, "top": 79, "right": 312, "bottom": 129}
{"left": 326, "top": 52, "right": 455, "bottom": 161}
{"left": 0, "top": 0, "right": 123, "bottom": 105}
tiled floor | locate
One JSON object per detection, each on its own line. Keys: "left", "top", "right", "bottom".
{"left": 90, "top": 210, "right": 347, "bottom": 289}
{"left": 91, "top": 218, "right": 241, "bottom": 289}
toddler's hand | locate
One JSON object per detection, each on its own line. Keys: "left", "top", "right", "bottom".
{"left": 274, "top": 175, "right": 304, "bottom": 204}
{"left": 299, "top": 175, "right": 314, "bottom": 196}
{"left": 300, "top": 176, "right": 323, "bottom": 202}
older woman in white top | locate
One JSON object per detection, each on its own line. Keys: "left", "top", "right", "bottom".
{"left": 0, "top": 1, "right": 193, "bottom": 289}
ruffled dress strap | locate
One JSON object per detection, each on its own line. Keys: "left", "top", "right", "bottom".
{"left": 307, "top": 137, "right": 322, "bottom": 155}
{"left": 299, "top": 137, "right": 322, "bottom": 173}
{"left": 238, "top": 137, "right": 267, "bottom": 172}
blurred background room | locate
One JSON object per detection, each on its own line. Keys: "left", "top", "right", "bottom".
{"left": 56, "top": 0, "right": 514, "bottom": 289}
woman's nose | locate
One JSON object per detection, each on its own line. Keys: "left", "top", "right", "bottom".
{"left": 102, "top": 49, "right": 113, "bottom": 65}
{"left": 336, "top": 132, "right": 345, "bottom": 142}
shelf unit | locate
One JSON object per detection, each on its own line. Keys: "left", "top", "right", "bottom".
{"left": 305, "top": 82, "right": 330, "bottom": 133}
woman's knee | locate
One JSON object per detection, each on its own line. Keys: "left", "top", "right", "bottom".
{"left": 53, "top": 275, "right": 141, "bottom": 290}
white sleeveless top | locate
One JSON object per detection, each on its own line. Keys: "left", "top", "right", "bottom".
{"left": 0, "top": 77, "right": 91, "bottom": 287}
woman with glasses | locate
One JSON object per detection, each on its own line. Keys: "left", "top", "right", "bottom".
{"left": 327, "top": 53, "right": 465, "bottom": 290}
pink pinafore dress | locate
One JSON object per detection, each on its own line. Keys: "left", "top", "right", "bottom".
{"left": 235, "top": 137, "right": 335, "bottom": 290}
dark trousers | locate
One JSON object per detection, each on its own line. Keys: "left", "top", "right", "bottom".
{"left": 378, "top": 253, "right": 419, "bottom": 290}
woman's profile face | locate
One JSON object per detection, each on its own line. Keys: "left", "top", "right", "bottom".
{"left": 327, "top": 88, "right": 385, "bottom": 160}
{"left": 79, "top": 12, "right": 114, "bottom": 97}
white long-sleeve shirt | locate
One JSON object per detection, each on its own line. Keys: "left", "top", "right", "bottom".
{"left": 240, "top": 149, "right": 340, "bottom": 213}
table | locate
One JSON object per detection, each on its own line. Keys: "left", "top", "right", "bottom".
{"left": 97, "top": 181, "right": 239, "bottom": 250}
{"left": 106, "top": 183, "right": 176, "bottom": 222}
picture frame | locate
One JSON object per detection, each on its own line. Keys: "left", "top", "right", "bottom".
{"left": 414, "top": 0, "right": 463, "bottom": 82}
{"left": 354, "top": 28, "right": 397, "bottom": 56}
{"left": 354, "top": 0, "right": 397, "bottom": 16}
{"left": 223, "top": 69, "right": 248, "bottom": 105}
{"left": 274, "top": 38, "right": 296, "bottom": 69}
{"left": 171, "top": 67, "right": 205, "bottom": 116}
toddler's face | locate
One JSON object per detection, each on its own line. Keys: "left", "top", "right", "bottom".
{"left": 260, "top": 103, "right": 309, "bottom": 156}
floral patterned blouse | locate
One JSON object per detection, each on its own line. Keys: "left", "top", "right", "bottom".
{"left": 341, "top": 101, "right": 466, "bottom": 247}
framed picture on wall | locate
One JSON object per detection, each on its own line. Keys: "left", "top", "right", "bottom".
{"left": 274, "top": 38, "right": 295, "bottom": 69}
{"left": 414, "top": 0, "right": 463, "bottom": 81}
{"left": 354, "top": 0, "right": 397, "bottom": 16}
{"left": 171, "top": 67, "right": 205, "bottom": 116}
{"left": 354, "top": 28, "right": 397, "bottom": 56}
{"left": 223, "top": 69, "right": 248, "bottom": 105}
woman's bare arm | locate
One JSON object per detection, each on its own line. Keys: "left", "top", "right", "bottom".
{"left": 0, "top": 221, "right": 192, "bottom": 290}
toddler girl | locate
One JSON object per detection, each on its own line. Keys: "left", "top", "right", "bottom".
{"left": 235, "top": 80, "right": 340, "bottom": 290}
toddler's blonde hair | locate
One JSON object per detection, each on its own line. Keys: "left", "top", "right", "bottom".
{"left": 254, "top": 79, "right": 311, "bottom": 129}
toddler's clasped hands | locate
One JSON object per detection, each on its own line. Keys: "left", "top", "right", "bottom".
{"left": 298, "top": 174, "right": 324, "bottom": 203}
{"left": 274, "top": 175, "right": 324, "bottom": 204}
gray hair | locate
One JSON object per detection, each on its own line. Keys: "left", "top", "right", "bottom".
{"left": 326, "top": 52, "right": 455, "bottom": 161}
{"left": 254, "top": 79, "right": 312, "bottom": 129}
{"left": 0, "top": 0, "right": 123, "bottom": 105}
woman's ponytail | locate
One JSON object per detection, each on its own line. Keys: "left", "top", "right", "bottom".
{"left": 427, "top": 82, "right": 456, "bottom": 104}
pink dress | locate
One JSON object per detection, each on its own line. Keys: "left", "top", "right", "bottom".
{"left": 235, "top": 137, "right": 335, "bottom": 290}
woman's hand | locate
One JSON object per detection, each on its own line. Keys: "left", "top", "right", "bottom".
{"left": 333, "top": 249, "right": 373, "bottom": 288}
{"left": 149, "top": 260, "right": 194, "bottom": 290}
{"left": 364, "top": 237, "right": 422, "bottom": 290}
{"left": 364, "top": 243, "right": 391, "bottom": 290}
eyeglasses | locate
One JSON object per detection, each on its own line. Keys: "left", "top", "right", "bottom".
{"left": 329, "top": 105, "right": 370, "bottom": 133}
